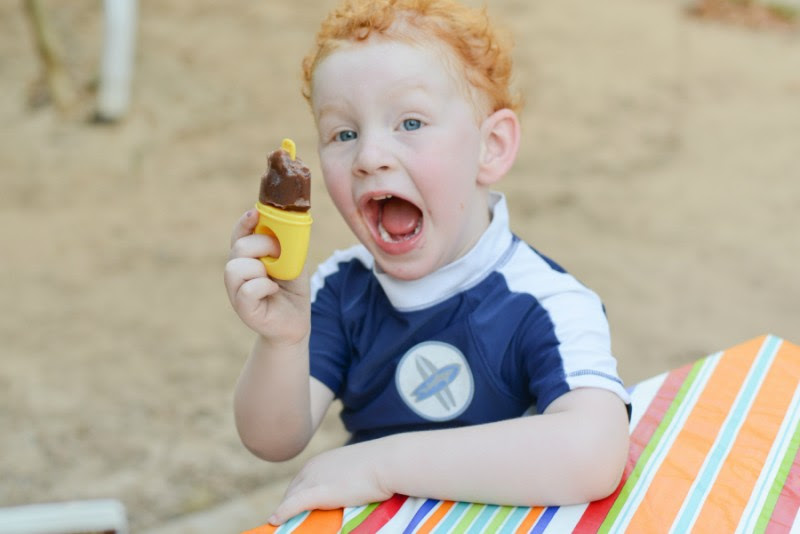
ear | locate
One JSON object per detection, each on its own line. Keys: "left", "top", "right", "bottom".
{"left": 477, "top": 108, "right": 520, "bottom": 186}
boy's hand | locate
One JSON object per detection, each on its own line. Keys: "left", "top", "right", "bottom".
{"left": 224, "top": 210, "right": 310, "bottom": 343}
{"left": 268, "top": 442, "right": 394, "bottom": 525}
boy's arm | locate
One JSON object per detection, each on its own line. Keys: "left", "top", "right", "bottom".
{"left": 225, "top": 209, "right": 335, "bottom": 461}
{"left": 385, "top": 387, "right": 629, "bottom": 504}
{"left": 269, "top": 387, "right": 629, "bottom": 524}
{"left": 233, "top": 337, "right": 335, "bottom": 461}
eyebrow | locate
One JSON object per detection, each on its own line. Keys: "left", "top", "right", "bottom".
{"left": 315, "top": 102, "right": 346, "bottom": 118}
{"left": 314, "top": 82, "right": 434, "bottom": 118}
{"left": 389, "top": 77, "right": 436, "bottom": 96}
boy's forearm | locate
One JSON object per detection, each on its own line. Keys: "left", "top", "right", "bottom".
{"left": 379, "top": 389, "right": 629, "bottom": 506}
{"left": 234, "top": 334, "right": 313, "bottom": 461}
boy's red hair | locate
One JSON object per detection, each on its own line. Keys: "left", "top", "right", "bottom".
{"left": 301, "top": 0, "right": 521, "bottom": 115}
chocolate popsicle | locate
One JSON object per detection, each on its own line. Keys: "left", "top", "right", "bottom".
{"left": 258, "top": 148, "right": 311, "bottom": 212}
{"left": 253, "top": 138, "right": 313, "bottom": 280}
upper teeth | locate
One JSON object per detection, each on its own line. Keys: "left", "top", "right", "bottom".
{"left": 373, "top": 194, "right": 392, "bottom": 201}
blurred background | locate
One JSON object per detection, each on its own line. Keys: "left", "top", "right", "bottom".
{"left": 1, "top": 0, "right": 797, "bottom": 531}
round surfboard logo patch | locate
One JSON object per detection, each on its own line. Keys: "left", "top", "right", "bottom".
{"left": 395, "top": 341, "right": 474, "bottom": 422}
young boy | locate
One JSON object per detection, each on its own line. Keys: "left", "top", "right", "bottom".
{"left": 224, "top": 0, "right": 631, "bottom": 525}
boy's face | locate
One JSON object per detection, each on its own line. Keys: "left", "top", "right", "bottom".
{"left": 311, "top": 38, "right": 491, "bottom": 280}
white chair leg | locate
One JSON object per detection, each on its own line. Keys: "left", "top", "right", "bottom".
{"left": 96, "top": 0, "right": 138, "bottom": 121}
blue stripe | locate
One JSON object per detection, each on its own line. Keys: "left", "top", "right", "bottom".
{"left": 433, "top": 501, "right": 470, "bottom": 532}
{"left": 611, "top": 352, "right": 721, "bottom": 530}
{"left": 465, "top": 505, "right": 500, "bottom": 533}
{"left": 280, "top": 510, "right": 309, "bottom": 533}
{"left": 671, "top": 335, "right": 782, "bottom": 533}
{"left": 403, "top": 499, "right": 437, "bottom": 534}
{"left": 741, "top": 379, "right": 800, "bottom": 530}
{"left": 529, "top": 506, "right": 558, "bottom": 533}
{"left": 498, "top": 506, "right": 531, "bottom": 533}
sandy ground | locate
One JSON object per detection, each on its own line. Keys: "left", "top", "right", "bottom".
{"left": 1, "top": 0, "right": 798, "bottom": 531}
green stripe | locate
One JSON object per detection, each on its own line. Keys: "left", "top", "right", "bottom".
{"left": 340, "top": 502, "right": 379, "bottom": 534}
{"left": 598, "top": 358, "right": 707, "bottom": 533}
{"left": 484, "top": 505, "right": 513, "bottom": 531}
{"left": 451, "top": 503, "right": 483, "bottom": 533}
{"left": 754, "top": 418, "right": 800, "bottom": 533}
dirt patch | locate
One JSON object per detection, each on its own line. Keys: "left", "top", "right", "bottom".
{"left": 689, "top": 0, "right": 799, "bottom": 30}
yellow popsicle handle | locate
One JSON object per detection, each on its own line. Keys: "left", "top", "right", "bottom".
{"left": 254, "top": 202, "right": 312, "bottom": 280}
{"left": 281, "top": 138, "right": 296, "bottom": 160}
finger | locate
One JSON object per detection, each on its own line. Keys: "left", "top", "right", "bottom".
{"left": 229, "top": 209, "right": 259, "bottom": 248}
{"left": 223, "top": 257, "right": 266, "bottom": 304}
{"left": 236, "top": 276, "right": 279, "bottom": 311}
{"left": 229, "top": 232, "right": 280, "bottom": 261}
{"left": 269, "top": 487, "right": 330, "bottom": 526}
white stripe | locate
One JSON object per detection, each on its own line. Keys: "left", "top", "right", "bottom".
{"left": 544, "top": 503, "right": 589, "bottom": 532}
{"left": 609, "top": 352, "right": 722, "bottom": 532}
{"left": 737, "top": 379, "right": 800, "bottom": 533}
{"left": 502, "top": 245, "right": 630, "bottom": 405}
{"left": 670, "top": 338, "right": 781, "bottom": 533}
{"left": 629, "top": 371, "right": 668, "bottom": 431}
{"left": 342, "top": 504, "right": 369, "bottom": 527}
{"left": 791, "top": 506, "right": 800, "bottom": 534}
{"left": 378, "top": 497, "right": 426, "bottom": 533}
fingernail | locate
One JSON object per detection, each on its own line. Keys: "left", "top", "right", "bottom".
{"left": 268, "top": 514, "right": 279, "bottom": 525}
{"left": 245, "top": 210, "right": 254, "bottom": 218}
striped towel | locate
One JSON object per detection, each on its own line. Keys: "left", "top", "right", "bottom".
{"left": 243, "top": 334, "right": 800, "bottom": 533}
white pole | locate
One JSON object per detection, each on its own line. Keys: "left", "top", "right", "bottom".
{"left": 96, "top": 0, "right": 138, "bottom": 121}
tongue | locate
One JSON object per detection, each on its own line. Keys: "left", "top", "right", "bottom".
{"left": 381, "top": 197, "right": 422, "bottom": 236}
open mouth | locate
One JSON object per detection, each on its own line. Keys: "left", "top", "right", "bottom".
{"left": 367, "top": 194, "right": 423, "bottom": 245}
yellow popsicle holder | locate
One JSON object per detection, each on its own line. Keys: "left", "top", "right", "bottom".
{"left": 254, "top": 139, "right": 312, "bottom": 281}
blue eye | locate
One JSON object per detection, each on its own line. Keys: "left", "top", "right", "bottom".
{"left": 402, "top": 118, "right": 422, "bottom": 131}
{"left": 336, "top": 130, "right": 358, "bottom": 142}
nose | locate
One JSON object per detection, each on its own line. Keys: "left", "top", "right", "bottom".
{"left": 352, "top": 132, "right": 392, "bottom": 177}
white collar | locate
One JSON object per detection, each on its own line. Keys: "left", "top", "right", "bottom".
{"left": 375, "top": 191, "right": 514, "bottom": 311}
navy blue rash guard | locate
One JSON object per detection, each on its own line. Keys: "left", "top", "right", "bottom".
{"left": 309, "top": 193, "right": 630, "bottom": 444}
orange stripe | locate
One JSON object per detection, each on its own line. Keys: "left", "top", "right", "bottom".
{"left": 241, "top": 509, "right": 343, "bottom": 534}
{"left": 415, "top": 500, "right": 455, "bottom": 534}
{"left": 626, "top": 336, "right": 764, "bottom": 530}
{"left": 292, "top": 509, "right": 343, "bottom": 534}
{"left": 694, "top": 340, "right": 800, "bottom": 530}
{"left": 514, "top": 506, "right": 544, "bottom": 533}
